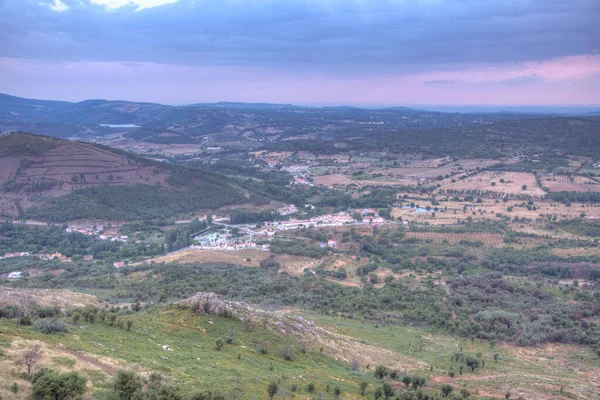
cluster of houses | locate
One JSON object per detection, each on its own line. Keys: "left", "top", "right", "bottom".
{"left": 192, "top": 229, "right": 272, "bottom": 251}
{"left": 277, "top": 204, "right": 299, "bottom": 216}
{"left": 0, "top": 271, "right": 23, "bottom": 279}
{"left": 275, "top": 212, "right": 358, "bottom": 230}
{"left": 593, "top": 164, "right": 600, "bottom": 169}
{"left": 282, "top": 165, "right": 314, "bottom": 186}
{"left": 1, "top": 251, "right": 30, "bottom": 259}
{"left": 66, "top": 225, "right": 103, "bottom": 236}
{"left": 65, "top": 224, "right": 129, "bottom": 242}
{"left": 1, "top": 251, "right": 71, "bottom": 262}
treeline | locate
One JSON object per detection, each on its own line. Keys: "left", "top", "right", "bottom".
{"left": 450, "top": 273, "right": 600, "bottom": 346}
{"left": 164, "top": 218, "right": 208, "bottom": 251}
{"left": 269, "top": 239, "right": 328, "bottom": 259}
{"left": 27, "top": 182, "right": 247, "bottom": 222}
{"left": 230, "top": 210, "right": 280, "bottom": 224}
{"left": 197, "top": 159, "right": 314, "bottom": 206}
{"left": 557, "top": 218, "right": 600, "bottom": 237}
{"left": 548, "top": 191, "right": 600, "bottom": 204}
{"left": 7, "top": 258, "right": 600, "bottom": 348}
{"left": 0, "top": 222, "right": 163, "bottom": 261}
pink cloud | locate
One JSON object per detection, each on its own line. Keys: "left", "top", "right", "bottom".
{"left": 0, "top": 56, "right": 598, "bottom": 105}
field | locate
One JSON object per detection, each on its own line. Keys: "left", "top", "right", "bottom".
{"left": 440, "top": 172, "right": 546, "bottom": 197}
{"left": 403, "top": 232, "right": 505, "bottom": 247}
{"left": 139, "top": 248, "right": 321, "bottom": 275}
{"left": 0, "top": 287, "right": 102, "bottom": 309}
{"left": 392, "top": 198, "right": 600, "bottom": 227}
{"left": 312, "top": 158, "right": 506, "bottom": 188}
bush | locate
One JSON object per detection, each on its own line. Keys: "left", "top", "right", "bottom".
{"left": 33, "top": 319, "right": 69, "bottom": 334}
{"left": 31, "top": 368, "right": 86, "bottom": 400}
{"left": 281, "top": 345, "right": 295, "bottom": 361}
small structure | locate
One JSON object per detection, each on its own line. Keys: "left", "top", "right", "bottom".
{"left": 113, "top": 261, "right": 125, "bottom": 268}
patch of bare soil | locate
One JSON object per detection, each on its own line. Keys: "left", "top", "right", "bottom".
{"left": 0, "top": 287, "right": 102, "bottom": 309}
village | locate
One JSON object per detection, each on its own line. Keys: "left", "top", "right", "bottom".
{"left": 191, "top": 207, "right": 387, "bottom": 251}
{"left": 65, "top": 224, "right": 129, "bottom": 242}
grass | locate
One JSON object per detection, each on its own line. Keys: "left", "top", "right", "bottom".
{"left": 0, "top": 307, "right": 381, "bottom": 399}
{"left": 1, "top": 306, "right": 599, "bottom": 399}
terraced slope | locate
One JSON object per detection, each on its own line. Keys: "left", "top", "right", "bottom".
{"left": 0, "top": 133, "right": 256, "bottom": 221}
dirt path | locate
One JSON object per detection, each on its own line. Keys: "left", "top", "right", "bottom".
{"left": 54, "top": 345, "right": 119, "bottom": 374}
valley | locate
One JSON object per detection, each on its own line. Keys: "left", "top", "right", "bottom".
{"left": 0, "top": 95, "right": 599, "bottom": 400}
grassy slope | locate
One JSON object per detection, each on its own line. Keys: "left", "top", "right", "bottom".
{"left": 1, "top": 306, "right": 599, "bottom": 399}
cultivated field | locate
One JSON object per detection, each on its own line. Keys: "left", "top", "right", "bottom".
{"left": 403, "top": 232, "right": 506, "bottom": 247}
{"left": 440, "top": 171, "right": 546, "bottom": 196}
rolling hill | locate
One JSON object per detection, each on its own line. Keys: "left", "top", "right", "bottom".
{"left": 0, "top": 133, "right": 261, "bottom": 222}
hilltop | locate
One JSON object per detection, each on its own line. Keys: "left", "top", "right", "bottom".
{"left": 0, "top": 133, "right": 260, "bottom": 221}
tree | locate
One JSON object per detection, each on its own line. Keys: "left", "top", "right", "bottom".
{"left": 215, "top": 339, "right": 224, "bottom": 351}
{"left": 493, "top": 353, "right": 499, "bottom": 362}
{"left": 522, "top": 185, "right": 527, "bottom": 190}
{"left": 71, "top": 312, "right": 82, "bottom": 325}
{"left": 31, "top": 368, "right": 87, "bottom": 400}
{"left": 374, "top": 365, "right": 389, "bottom": 379}
{"left": 334, "top": 386, "right": 341, "bottom": 398}
{"left": 267, "top": 382, "right": 278, "bottom": 400}
{"left": 505, "top": 392, "right": 511, "bottom": 399}
{"left": 382, "top": 382, "right": 395, "bottom": 400}
{"left": 107, "top": 312, "right": 118, "bottom": 326}
{"left": 440, "top": 384, "right": 454, "bottom": 397}
{"left": 126, "top": 320, "right": 133, "bottom": 331}
{"left": 465, "top": 356, "right": 480, "bottom": 372}
{"left": 374, "top": 387, "right": 383, "bottom": 400}
{"left": 16, "top": 344, "right": 42, "bottom": 377}
{"left": 360, "top": 381, "right": 368, "bottom": 396}
{"left": 113, "top": 371, "right": 143, "bottom": 400}
{"left": 402, "top": 375, "right": 411, "bottom": 387}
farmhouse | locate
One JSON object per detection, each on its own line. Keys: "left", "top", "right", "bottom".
{"left": 277, "top": 204, "right": 298, "bottom": 215}
{"left": 113, "top": 261, "right": 125, "bottom": 268}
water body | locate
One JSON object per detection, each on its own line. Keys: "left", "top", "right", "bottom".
{"left": 99, "top": 124, "right": 141, "bottom": 128}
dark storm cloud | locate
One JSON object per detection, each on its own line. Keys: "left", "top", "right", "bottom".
{"left": 0, "top": 0, "right": 598, "bottom": 72}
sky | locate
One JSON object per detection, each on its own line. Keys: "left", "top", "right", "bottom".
{"left": 0, "top": 0, "right": 599, "bottom": 106}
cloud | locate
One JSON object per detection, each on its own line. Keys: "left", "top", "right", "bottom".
{"left": 1, "top": 0, "right": 598, "bottom": 73}
{"left": 89, "top": 0, "right": 179, "bottom": 11}
{"left": 38, "top": 0, "right": 69, "bottom": 11}
{"left": 0, "top": 1, "right": 598, "bottom": 104}
{"left": 423, "top": 80, "right": 455, "bottom": 86}
{"left": 494, "top": 74, "right": 545, "bottom": 85}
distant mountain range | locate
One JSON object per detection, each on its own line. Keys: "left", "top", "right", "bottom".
{"left": 5, "top": 92, "right": 597, "bottom": 143}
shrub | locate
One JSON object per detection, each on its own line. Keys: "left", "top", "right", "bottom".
{"left": 281, "top": 345, "right": 295, "bottom": 361}
{"left": 33, "top": 319, "right": 69, "bottom": 334}
{"left": 31, "top": 368, "right": 86, "bottom": 400}
{"left": 113, "top": 371, "right": 142, "bottom": 400}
